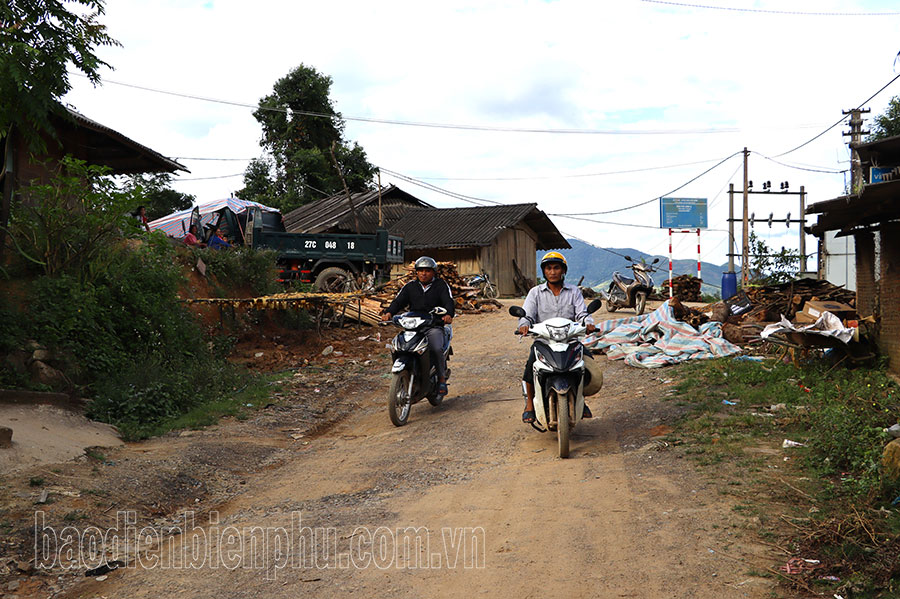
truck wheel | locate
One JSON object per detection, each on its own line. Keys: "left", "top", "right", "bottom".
{"left": 315, "top": 267, "right": 354, "bottom": 293}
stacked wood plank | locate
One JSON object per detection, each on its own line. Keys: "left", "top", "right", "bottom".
{"left": 741, "top": 278, "right": 856, "bottom": 321}
{"left": 333, "top": 262, "right": 503, "bottom": 326}
{"left": 669, "top": 275, "right": 702, "bottom": 302}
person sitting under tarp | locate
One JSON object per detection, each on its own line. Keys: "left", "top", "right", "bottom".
{"left": 182, "top": 224, "right": 206, "bottom": 248}
{"left": 207, "top": 228, "right": 232, "bottom": 251}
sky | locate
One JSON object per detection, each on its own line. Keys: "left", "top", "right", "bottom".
{"left": 62, "top": 0, "right": 900, "bottom": 266}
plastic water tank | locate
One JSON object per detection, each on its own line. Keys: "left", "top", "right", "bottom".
{"left": 721, "top": 271, "right": 737, "bottom": 300}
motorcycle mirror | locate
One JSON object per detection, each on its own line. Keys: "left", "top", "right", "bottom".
{"left": 508, "top": 306, "right": 526, "bottom": 318}
{"left": 623, "top": 255, "right": 632, "bottom": 262}
{"left": 586, "top": 299, "right": 603, "bottom": 314}
{"left": 652, "top": 258, "right": 660, "bottom": 264}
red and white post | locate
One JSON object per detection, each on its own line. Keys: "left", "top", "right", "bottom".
{"left": 696, "top": 228, "right": 701, "bottom": 282}
{"left": 668, "top": 228, "right": 674, "bottom": 298}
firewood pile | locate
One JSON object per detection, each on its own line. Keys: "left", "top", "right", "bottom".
{"left": 668, "top": 297, "right": 709, "bottom": 330}
{"left": 740, "top": 278, "right": 856, "bottom": 321}
{"left": 332, "top": 262, "right": 503, "bottom": 326}
{"left": 669, "top": 275, "right": 702, "bottom": 302}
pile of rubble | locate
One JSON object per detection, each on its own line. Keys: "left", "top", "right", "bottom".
{"left": 701, "top": 278, "right": 860, "bottom": 346}
{"left": 339, "top": 262, "right": 503, "bottom": 326}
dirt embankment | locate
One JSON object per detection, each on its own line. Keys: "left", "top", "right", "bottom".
{"left": 0, "top": 300, "right": 790, "bottom": 599}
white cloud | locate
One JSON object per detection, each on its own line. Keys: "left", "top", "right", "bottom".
{"left": 62, "top": 0, "right": 900, "bottom": 267}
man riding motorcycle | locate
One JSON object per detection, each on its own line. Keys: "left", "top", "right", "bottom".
{"left": 517, "top": 251, "right": 596, "bottom": 424}
{"left": 382, "top": 257, "right": 455, "bottom": 396}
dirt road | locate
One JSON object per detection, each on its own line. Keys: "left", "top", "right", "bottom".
{"left": 65, "top": 303, "right": 778, "bottom": 598}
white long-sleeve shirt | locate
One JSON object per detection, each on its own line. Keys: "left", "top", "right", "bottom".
{"left": 517, "top": 282, "right": 593, "bottom": 329}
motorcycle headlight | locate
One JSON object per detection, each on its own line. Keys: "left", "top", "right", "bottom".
{"left": 400, "top": 317, "right": 421, "bottom": 329}
{"left": 546, "top": 324, "right": 569, "bottom": 341}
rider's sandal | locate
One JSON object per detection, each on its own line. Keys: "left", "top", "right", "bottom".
{"left": 522, "top": 410, "right": 536, "bottom": 424}
{"left": 437, "top": 383, "right": 448, "bottom": 396}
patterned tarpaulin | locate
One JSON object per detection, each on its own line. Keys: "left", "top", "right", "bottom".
{"left": 583, "top": 300, "right": 741, "bottom": 368}
{"left": 148, "top": 197, "right": 280, "bottom": 238}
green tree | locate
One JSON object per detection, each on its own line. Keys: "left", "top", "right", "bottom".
{"left": 125, "top": 173, "right": 194, "bottom": 221}
{"left": 0, "top": 0, "right": 119, "bottom": 151}
{"left": 239, "top": 65, "right": 377, "bottom": 213}
{"left": 866, "top": 95, "right": 900, "bottom": 142}
{"left": 747, "top": 232, "right": 800, "bottom": 286}
{"left": 9, "top": 156, "right": 142, "bottom": 281}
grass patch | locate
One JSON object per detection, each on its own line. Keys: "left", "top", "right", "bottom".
{"left": 118, "top": 372, "right": 284, "bottom": 440}
{"left": 671, "top": 357, "right": 900, "bottom": 595}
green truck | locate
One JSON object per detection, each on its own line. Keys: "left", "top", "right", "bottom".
{"left": 203, "top": 206, "right": 405, "bottom": 291}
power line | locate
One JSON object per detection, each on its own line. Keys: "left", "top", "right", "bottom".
{"left": 175, "top": 172, "right": 244, "bottom": 181}
{"left": 378, "top": 168, "right": 502, "bottom": 206}
{"left": 640, "top": 0, "right": 900, "bottom": 16}
{"left": 773, "top": 70, "right": 900, "bottom": 158}
{"left": 175, "top": 156, "right": 255, "bottom": 161}
{"left": 71, "top": 72, "right": 757, "bottom": 137}
{"left": 752, "top": 152, "right": 845, "bottom": 174}
{"left": 549, "top": 151, "right": 741, "bottom": 216}
{"left": 410, "top": 156, "right": 729, "bottom": 181}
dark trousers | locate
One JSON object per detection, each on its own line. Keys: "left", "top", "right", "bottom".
{"left": 425, "top": 327, "right": 448, "bottom": 380}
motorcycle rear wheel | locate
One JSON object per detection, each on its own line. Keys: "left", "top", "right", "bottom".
{"left": 556, "top": 391, "right": 570, "bottom": 458}
{"left": 635, "top": 291, "right": 647, "bottom": 315}
{"left": 388, "top": 372, "right": 412, "bottom": 427}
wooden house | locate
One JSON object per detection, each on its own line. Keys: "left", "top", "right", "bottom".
{"left": 389, "top": 203, "right": 569, "bottom": 297}
{"left": 807, "top": 134, "right": 900, "bottom": 375}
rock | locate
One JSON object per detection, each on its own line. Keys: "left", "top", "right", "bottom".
{"left": 7, "top": 580, "right": 20, "bottom": 591}
{"left": 31, "top": 348, "right": 52, "bottom": 362}
{"left": 882, "top": 439, "right": 900, "bottom": 480}
{"left": 0, "top": 426, "right": 11, "bottom": 448}
{"left": 36, "top": 489, "right": 49, "bottom": 504}
{"left": 15, "top": 560, "right": 33, "bottom": 574}
{"left": 321, "top": 346, "right": 334, "bottom": 357}
{"left": 24, "top": 340, "right": 42, "bottom": 351}
{"left": 28, "top": 360, "right": 67, "bottom": 391}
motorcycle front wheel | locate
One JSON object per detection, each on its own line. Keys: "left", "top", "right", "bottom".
{"left": 635, "top": 291, "right": 647, "bottom": 315}
{"left": 606, "top": 300, "right": 617, "bottom": 313}
{"left": 555, "top": 391, "right": 570, "bottom": 458}
{"left": 388, "top": 372, "right": 412, "bottom": 427}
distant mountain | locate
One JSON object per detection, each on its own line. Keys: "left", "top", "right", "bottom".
{"left": 536, "top": 238, "right": 728, "bottom": 297}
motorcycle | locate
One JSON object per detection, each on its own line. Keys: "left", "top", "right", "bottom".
{"left": 464, "top": 270, "right": 498, "bottom": 299}
{"left": 509, "top": 299, "right": 603, "bottom": 458}
{"left": 382, "top": 307, "right": 453, "bottom": 427}
{"left": 600, "top": 257, "right": 660, "bottom": 315}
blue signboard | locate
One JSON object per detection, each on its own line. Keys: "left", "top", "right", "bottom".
{"left": 659, "top": 197, "right": 707, "bottom": 229}
{"left": 870, "top": 167, "right": 894, "bottom": 184}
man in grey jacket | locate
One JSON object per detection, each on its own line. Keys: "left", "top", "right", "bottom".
{"left": 517, "top": 251, "right": 596, "bottom": 424}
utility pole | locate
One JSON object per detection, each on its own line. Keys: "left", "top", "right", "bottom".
{"left": 842, "top": 108, "right": 870, "bottom": 195}
{"left": 377, "top": 169, "right": 383, "bottom": 227}
{"left": 728, "top": 183, "right": 735, "bottom": 271}
{"left": 799, "top": 185, "right": 807, "bottom": 273}
{"left": 741, "top": 147, "right": 749, "bottom": 287}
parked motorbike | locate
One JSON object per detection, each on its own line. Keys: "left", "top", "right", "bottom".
{"left": 465, "top": 270, "right": 498, "bottom": 299}
{"left": 382, "top": 307, "right": 453, "bottom": 427}
{"left": 509, "top": 299, "right": 603, "bottom": 458}
{"left": 600, "top": 257, "right": 660, "bottom": 315}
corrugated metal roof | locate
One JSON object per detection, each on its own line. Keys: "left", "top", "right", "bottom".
{"left": 388, "top": 204, "right": 570, "bottom": 250}
{"left": 56, "top": 105, "right": 188, "bottom": 174}
{"left": 282, "top": 185, "right": 431, "bottom": 233}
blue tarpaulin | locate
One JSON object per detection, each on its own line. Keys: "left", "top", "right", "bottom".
{"left": 583, "top": 300, "right": 741, "bottom": 368}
